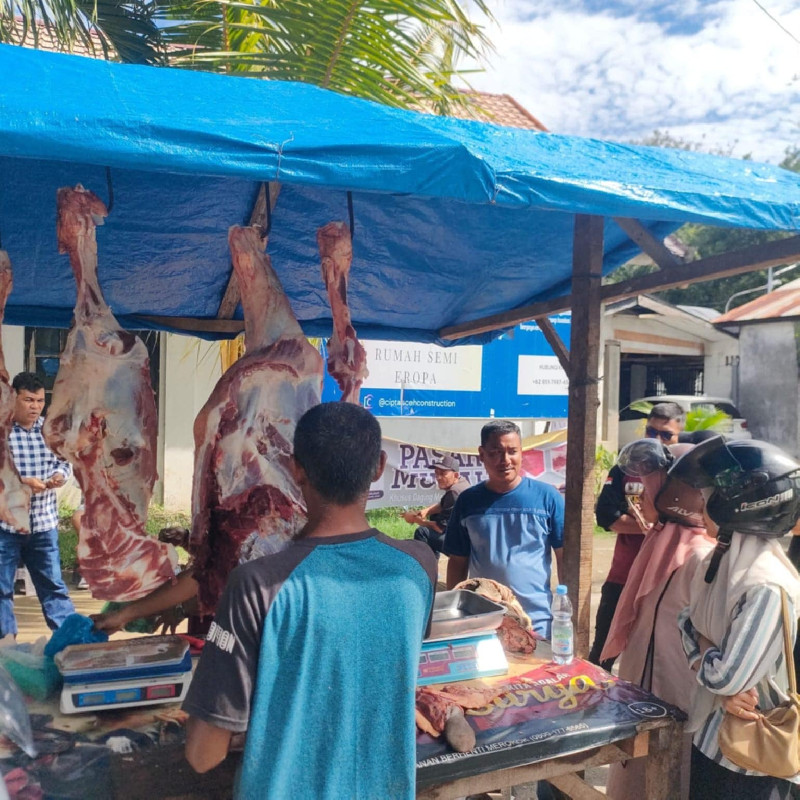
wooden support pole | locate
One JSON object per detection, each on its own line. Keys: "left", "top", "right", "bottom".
{"left": 563, "top": 214, "right": 604, "bottom": 656}
{"left": 612, "top": 217, "right": 681, "bottom": 270}
{"left": 535, "top": 316, "right": 570, "bottom": 373}
{"left": 216, "top": 182, "right": 281, "bottom": 320}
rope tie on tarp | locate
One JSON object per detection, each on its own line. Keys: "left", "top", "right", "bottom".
{"left": 105, "top": 167, "right": 114, "bottom": 213}
{"left": 262, "top": 184, "right": 272, "bottom": 240}
{"left": 347, "top": 191, "right": 355, "bottom": 239}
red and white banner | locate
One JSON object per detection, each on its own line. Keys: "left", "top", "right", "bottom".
{"left": 368, "top": 432, "right": 567, "bottom": 509}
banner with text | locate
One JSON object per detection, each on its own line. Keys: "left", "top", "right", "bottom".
{"left": 368, "top": 432, "right": 567, "bottom": 509}
{"left": 322, "top": 315, "right": 571, "bottom": 418}
{"left": 416, "top": 659, "right": 685, "bottom": 786}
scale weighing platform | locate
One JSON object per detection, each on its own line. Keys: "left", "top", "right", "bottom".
{"left": 418, "top": 589, "right": 510, "bottom": 685}
{"left": 54, "top": 635, "right": 193, "bottom": 714}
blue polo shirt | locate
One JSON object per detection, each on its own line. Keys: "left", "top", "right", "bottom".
{"left": 443, "top": 477, "right": 564, "bottom": 637}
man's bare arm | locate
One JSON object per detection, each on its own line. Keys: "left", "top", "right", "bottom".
{"left": 553, "top": 547, "right": 563, "bottom": 583}
{"left": 446, "top": 555, "right": 469, "bottom": 588}
{"left": 401, "top": 502, "right": 443, "bottom": 531}
{"left": 185, "top": 716, "right": 233, "bottom": 773}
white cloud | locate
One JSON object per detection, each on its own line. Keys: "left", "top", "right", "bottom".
{"left": 466, "top": 0, "right": 800, "bottom": 163}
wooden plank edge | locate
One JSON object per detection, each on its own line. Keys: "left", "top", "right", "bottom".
{"left": 439, "top": 234, "right": 800, "bottom": 340}
{"left": 137, "top": 315, "right": 245, "bottom": 335}
{"left": 548, "top": 772, "right": 607, "bottom": 800}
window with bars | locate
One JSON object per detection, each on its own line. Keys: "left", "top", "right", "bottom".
{"left": 619, "top": 355, "right": 704, "bottom": 408}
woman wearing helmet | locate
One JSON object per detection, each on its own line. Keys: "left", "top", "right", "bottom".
{"left": 602, "top": 439, "right": 716, "bottom": 799}
{"left": 676, "top": 437, "right": 800, "bottom": 799}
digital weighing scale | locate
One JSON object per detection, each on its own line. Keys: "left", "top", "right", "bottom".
{"left": 54, "top": 635, "right": 193, "bottom": 714}
{"left": 417, "top": 590, "right": 509, "bottom": 685}
{"left": 418, "top": 631, "right": 507, "bottom": 685}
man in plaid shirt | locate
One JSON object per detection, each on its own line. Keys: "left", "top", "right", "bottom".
{"left": 0, "top": 373, "right": 75, "bottom": 639}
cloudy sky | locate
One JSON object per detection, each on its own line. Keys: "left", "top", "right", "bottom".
{"left": 464, "top": 0, "right": 799, "bottom": 165}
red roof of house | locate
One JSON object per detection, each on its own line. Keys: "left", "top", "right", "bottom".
{"left": 445, "top": 90, "right": 548, "bottom": 131}
{"left": 714, "top": 277, "right": 800, "bottom": 324}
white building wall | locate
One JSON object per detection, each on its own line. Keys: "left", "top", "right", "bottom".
{"left": 597, "top": 308, "right": 738, "bottom": 450}
{"left": 3, "top": 325, "right": 26, "bottom": 378}
{"left": 378, "top": 417, "right": 548, "bottom": 451}
{"left": 160, "top": 334, "right": 222, "bottom": 510}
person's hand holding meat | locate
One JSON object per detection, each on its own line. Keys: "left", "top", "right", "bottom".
{"left": 91, "top": 606, "right": 137, "bottom": 634}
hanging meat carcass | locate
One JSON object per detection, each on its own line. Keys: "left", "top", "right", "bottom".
{"left": 0, "top": 252, "right": 31, "bottom": 532}
{"left": 317, "top": 222, "right": 368, "bottom": 403}
{"left": 44, "top": 185, "right": 177, "bottom": 601}
{"left": 190, "top": 225, "right": 324, "bottom": 612}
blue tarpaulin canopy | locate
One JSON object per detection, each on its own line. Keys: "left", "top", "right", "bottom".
{"left": 1, "top": 43, "right": 799, "bottom": 343}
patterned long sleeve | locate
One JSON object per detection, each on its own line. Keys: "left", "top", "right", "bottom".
{"left": 681, "top": 584, "right": 798, "bottom": 778}
{"left": 695, "top": 585, "right": 784, "bottom": 697}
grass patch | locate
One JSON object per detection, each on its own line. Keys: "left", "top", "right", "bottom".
{"left": 366, "top": 507, "right": 416, "bottom": 540}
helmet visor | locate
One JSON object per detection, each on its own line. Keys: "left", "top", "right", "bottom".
{"left": 617, "top": 438, "right": 672, "bottom": 477}
{"left": 668, "top": 435, "right": 736, "bottom": 488}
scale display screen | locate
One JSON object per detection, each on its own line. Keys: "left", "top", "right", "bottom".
{"left": 418, "top": 633, "right": 507, "bottom": 685}
{"left": 75, "top": 683, "right": 178, "bottom": 708}
{"left": 61, "top": 675, "right": 191, "bottom": 714}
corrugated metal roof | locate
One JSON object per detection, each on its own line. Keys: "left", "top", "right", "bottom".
{"left": 714, "top": 277, "right": 800, "bottom": 324}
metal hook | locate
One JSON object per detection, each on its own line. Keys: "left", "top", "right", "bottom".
{"left": 347, "top": 191, "right": 355, "bottom": 239}
{"left": 105, "top": 167, "right": 114, "bottom": 214}
{"left": 262, "top": 184, "right": 272, "bottom": 240}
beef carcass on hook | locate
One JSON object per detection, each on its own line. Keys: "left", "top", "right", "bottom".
{"left": 317, "top": 222, "right": 368, "bottom": 403}
{"left": 0, "top": 252, "right": 31, "bottom": 531}
{"left": 44, "top": 185, "right": 177, "bottom": 601}
{"left": 190, "top": 225, "right": 324, "bottom": 612}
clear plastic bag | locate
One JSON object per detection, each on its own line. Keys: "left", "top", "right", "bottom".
{"left": 0, "top": 662, "right": 36, "bottom": 757}
{"left": 0, "top": 637, "right": 61, "bottom": 701}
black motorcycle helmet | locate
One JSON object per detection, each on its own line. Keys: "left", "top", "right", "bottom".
{"left": 669, "top": 437, "right": 800, "bottom": 536}
{"left": 668, "top": 437, "right": 800, "bottom": 581}
{"left": 616, "top": 438, "right": 672, "bottom": 477}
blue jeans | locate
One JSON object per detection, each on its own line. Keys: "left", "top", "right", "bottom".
{"left": 0, "top": 527, "right": 75, "bottom": 636}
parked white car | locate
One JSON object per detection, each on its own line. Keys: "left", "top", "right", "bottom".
{"left": 618, "top": 394, "right": 751, "bottom": 448}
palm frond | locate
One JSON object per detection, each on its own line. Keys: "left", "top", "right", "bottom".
{"left": 2, "top": 0, "right": 167, "bottom": 64}
{"left": 159, "top": 0, "right": 494, "bottom": 108}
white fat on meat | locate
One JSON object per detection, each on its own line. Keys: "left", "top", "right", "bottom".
{"left": 0, "top": 252, "right": 31, "bottom": 532}
{"left": 317, "top": 222, "right": 368, "bottom": 403}
{"left": 190, "top": 225, "right": 323, "bottom": 612}
{"left": 44, "top": 185, "right": 177, "bottom": 601}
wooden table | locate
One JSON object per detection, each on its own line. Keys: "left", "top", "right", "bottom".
{"left": 415, "top": 648, "right": 684, "bottom": 800}
{"left": 2, "top": 653, "right": 684, "bottom": 799}
{"left": 416, "top": 716, "right": 684, "bottom": 800}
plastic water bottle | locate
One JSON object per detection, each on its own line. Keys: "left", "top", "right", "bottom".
{"left": 551, "top": 585, "right": 574, "bottom": 665}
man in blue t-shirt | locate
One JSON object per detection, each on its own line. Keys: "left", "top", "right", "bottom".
{"left": 183, "top": 403, "right": 436, "bottom": 799}
{"left": 444, "top": 419, "right": 564, "bottom": 637}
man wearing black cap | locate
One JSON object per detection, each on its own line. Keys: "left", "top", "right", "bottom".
{"left": 402, "top": 455, "right": 470, "bottom": 559}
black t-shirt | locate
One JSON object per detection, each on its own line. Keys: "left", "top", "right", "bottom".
{"left": 430, "top": 476, "right": 471, "bottom": 528}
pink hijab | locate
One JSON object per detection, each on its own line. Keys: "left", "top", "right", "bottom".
{"left": 601, "top": 445, "right": 716, "bottom": 662}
